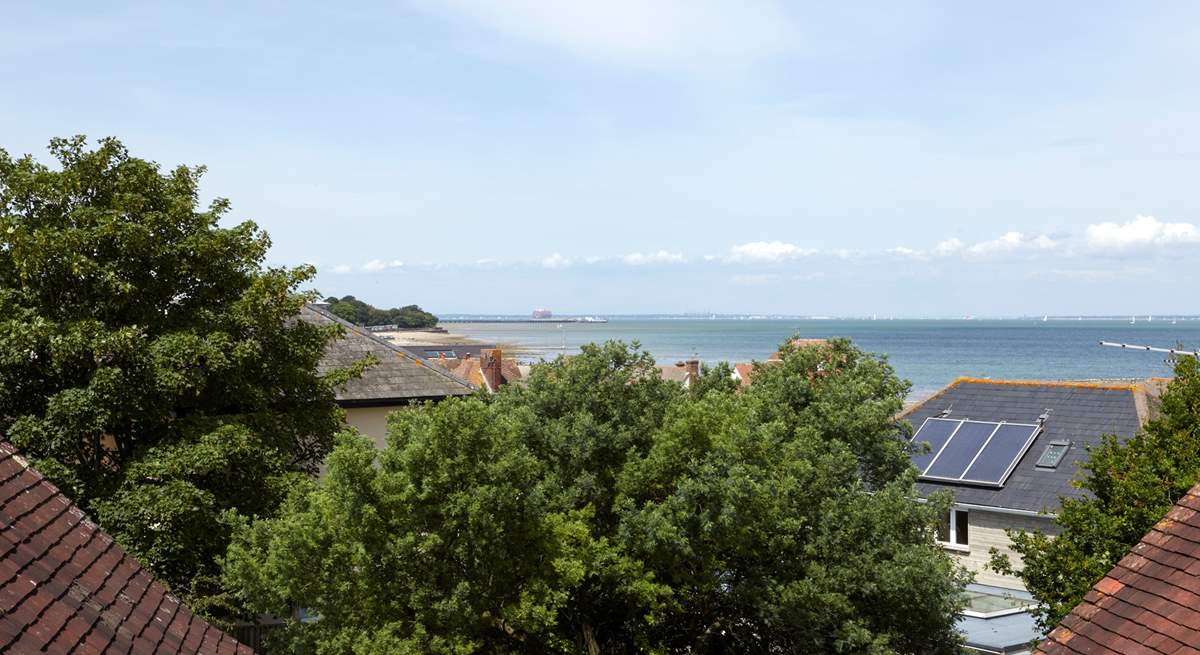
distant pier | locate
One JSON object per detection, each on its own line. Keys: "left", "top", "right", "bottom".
{"left": 439, "top": 317, "right": 608, "bottom": 324}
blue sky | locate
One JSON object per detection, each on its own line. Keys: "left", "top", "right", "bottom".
{"left": 5, "top": 2, "right": 1200, "bottom": 316}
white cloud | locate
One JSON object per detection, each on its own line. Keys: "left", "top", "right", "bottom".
{"left": 584, "top": 256, "right": 607, "bottom": 264}
{"left": 541, "top": 253, "right": 571, "bottom": 269}
{"left": 1086, "top": 215, "right": 1200, "bottom": 250}
{"left": 361, "top": 259, "right": 404, "bottom": 272}
{"left": 429, "top": 0, "right": 799, "bottom": 71}
{"left": 728, "top": 241, "right": 815, "bottom": 262}
{"left": 622, "top": 250, "right": 685, "bottom": 265}
{"left": 888, "top": 246, "right": 927, "bottom": 260}
{"left": 965, "top": 231, "right": 1057, "bottom": 256}
{"left": 933, "top": 238, "right": 964, "bottom": 256}
{"left": 331, "top": 264, "right": 352, "bottom": 274}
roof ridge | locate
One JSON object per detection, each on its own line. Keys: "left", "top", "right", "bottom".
{"left": 305, "top": 304, "right": 476, "bottom": 391}
{"left": 950, "top": 376, "right": 1139, "bottom": 391}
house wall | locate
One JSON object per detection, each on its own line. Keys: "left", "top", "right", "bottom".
{"left": 948, "top": 508, "right": 1058, "bottom": 590}
{"left": 343, "top": 406, "right": 397, "bottom": 449}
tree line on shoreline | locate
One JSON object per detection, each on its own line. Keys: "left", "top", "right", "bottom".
{"left": 324, "top": 295, "right": 438, "bottom": 329}
{"left": 3, "top": 136, "right": 1200, "bottom": 652}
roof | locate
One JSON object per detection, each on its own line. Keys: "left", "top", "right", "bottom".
{"left": 658, "top": 363, "right": 695, "bottom": 384}
{"left": 300, "top": 304, "right": 475, "bottom": 404}
{"left": 733, "top": 363, "right": 755, "bottom": 387}
{"left": 1036, "top": 482, "right": 1200, "bottom": 655}
{"left": 0, "top": 442, "right": 253, "bottom": 654}
{"left": 905, "top": 378, "right": 1145, "bottom": 514}
{"left": 958, "top": 584, "right": 1039, "bottom": 655}
{"left": 430, "top": 353, "right": 523, "bottom": 391}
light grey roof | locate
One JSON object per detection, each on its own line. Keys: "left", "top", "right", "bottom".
{"left": 300, "top": 304, "right": 475, "bottom": 404}
{"left": 906, "top": 379, "right": 1144, "bottom": 514}
{"left": 956, "top": 584, "right": 1039, "bottom": 654}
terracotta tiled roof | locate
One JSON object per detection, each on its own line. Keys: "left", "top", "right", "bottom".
{"left": 733, "top": 363, "right": 755, "bottom": 387}
{"left": 1036, "top": 482, "right": 1200, "bottom": 655}
{"left": 0, "top": 442, "right": 253, "bottom": 654}
{"left": 430, "top": 355, "right": 522, "bottom": 392}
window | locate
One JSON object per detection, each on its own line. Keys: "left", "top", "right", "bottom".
{"left": 938, "top": 509, "right": 969, "bottom": 547}
{"left": 1036, "top": 440, "right": 1070, "bottom": 468}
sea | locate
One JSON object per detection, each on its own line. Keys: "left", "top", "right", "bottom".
{"left": 445, "top": 317, "right": 1200, "bottom": 398}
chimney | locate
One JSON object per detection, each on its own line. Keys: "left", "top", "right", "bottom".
{"left": 685, "top": 359, "right": 700, "bottom": 382}
{"left": 481, "top": 348, "right": 504, "bottom": 392}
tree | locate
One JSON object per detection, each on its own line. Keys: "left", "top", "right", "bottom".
{"left": 0, "top": 136, "right": 347, "bottom": 616}
{"left": 991, "top": 356, "right": 1200, "bottom": 631}
{"left": 224, "top": 339, "right": 969, "bottom": 653}
{"left": 324, "top": 295, "right": 438, "bottom": 328}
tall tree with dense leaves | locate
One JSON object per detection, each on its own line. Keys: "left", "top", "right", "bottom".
{"left": 992, "top": 356, "right": 1200, "bottom": 631}
{"left": 225, "top": 339, "right": 968, "bottom": 653}
{"left": 0, "top": 136, "right": 347, "bottom": 616}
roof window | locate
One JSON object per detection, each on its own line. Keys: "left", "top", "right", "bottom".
{"left": 1035, "top": 440, "right": 1070, "bottom": 468}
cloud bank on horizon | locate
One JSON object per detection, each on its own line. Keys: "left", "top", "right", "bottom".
{"left": 4, "top": 2, "right": 1200, "bottom": 314}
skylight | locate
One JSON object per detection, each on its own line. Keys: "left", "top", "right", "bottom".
{"left": 1035, "top": 440, "right": 1070, "bottom": 468}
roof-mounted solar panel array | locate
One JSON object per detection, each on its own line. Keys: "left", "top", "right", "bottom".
{"left": 909, "top": 417, "right": 1041, "bottom": 488}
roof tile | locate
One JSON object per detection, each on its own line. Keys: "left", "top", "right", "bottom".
{"left": 1035, "top": 481, "right": 1200, "bottom": 654}
{"left": 0, "top": 442, "right": 253, "bottom": 654}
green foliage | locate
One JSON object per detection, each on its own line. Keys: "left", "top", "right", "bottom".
{"left": 324, "top": 295, "right": 437, "bottom": 328}
{"left": 225, "top": 339, "right": 969, "bottom": 653}
{"left": 0, "top": 136, "right": 346, "bottom": 617}
{"left": 991, "top": 356, "right": 1200, "bottom": 631}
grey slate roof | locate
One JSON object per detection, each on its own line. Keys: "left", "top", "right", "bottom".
{"left": 905, "top": 379, "right": 1144, "bottom": 514}
{"left": 300, "top": 304, "right": 475, "bottom": 404}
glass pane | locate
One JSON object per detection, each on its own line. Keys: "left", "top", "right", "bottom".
{"left": 910, "top": 419, "right": 961, "bottom": 473}
{"left": 955, "top": 510, "right": 969, "bottom": 545}
{"left": 925, "top": 421, "right": 997, "bottom": 480}
{"left": 963, "top": 423, "right": 1039, "bottom": 484}
{"left": 1036, "top": 441, "right": 1070, "bottom": 468}
{"left": 936, "top": 512, "right": 950, "bottom": 542}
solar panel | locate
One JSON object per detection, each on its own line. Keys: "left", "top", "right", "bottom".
{"left": 910, "top": 418, "right": 1041, "bottom": 488}
{"left": 962, "top": 423, "right": 1041, "bottom": 484}
{"left": 925, "top": 421, "right": 999, "bottom": 480}
{"left": 909, "top": 418, "right": 961, "bottom": 472}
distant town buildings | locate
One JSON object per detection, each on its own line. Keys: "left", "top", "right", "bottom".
{"left": 532, "top": 308, "right": 553, "bottom": 319}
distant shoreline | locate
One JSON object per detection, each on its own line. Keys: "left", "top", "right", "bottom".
{"left": 376, "top": 327, "right": 535, "bottom": 359}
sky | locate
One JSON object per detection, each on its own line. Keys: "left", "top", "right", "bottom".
{"left": 4, "top": 1, "right": 1200, "bottom": 316}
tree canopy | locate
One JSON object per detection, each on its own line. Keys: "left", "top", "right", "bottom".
{"left": 324, "top": 295, "right": 437, "bottom": 328}
{"left": 992, "top": 356, "right": 1200, "bottom": 631}
{"left": 0, "top": 136, "right": 347, "bottom": 616}
{"left": 225, "top": 339, "right": 969, "bottom": 654}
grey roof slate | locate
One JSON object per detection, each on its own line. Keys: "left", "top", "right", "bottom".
{"left": 906, "top": 380, "right": 1144, "bottom": 514}
{"left": 300, "top": 305, "right": 475, "bottom": 404}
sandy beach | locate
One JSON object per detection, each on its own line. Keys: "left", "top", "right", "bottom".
{"left": 375, "top": 328, "right": 480, "bottom": 347}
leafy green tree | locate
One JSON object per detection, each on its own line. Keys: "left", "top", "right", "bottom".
{"left": 991, "top": 356, "right": 1200, "bottom": 631}
{"left": 324, "top": 295, "right": 438, "bottom": 328}
{"left": 225, "top": 339, "right": 968, "bottom": 653}
{"left": 0, "top": 136, "right": 347, "bottom": 615}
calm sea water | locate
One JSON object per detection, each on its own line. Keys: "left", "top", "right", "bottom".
{"left": 449, "top": 318, "right": 1200, "bottom": 397}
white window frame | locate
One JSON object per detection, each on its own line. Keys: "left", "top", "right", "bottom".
{"left": 938, "top": 508, "right": 970, "bottom": 552}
